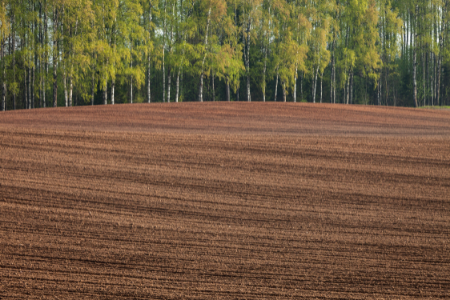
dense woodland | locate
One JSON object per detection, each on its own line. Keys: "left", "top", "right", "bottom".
{"left": 1, "top": 0, "right": 450, "bottom": 110}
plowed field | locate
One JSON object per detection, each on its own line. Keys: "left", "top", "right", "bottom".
{"left": 1, "top": 103, "right": 450, "bottom": 299}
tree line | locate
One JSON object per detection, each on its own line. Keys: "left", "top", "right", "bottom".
{"left": 1, "top": 0, "right": 450, "bottom": 111}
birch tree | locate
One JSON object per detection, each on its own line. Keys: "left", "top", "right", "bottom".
{"left": 0, "top": 0, "right": 9, "bottom": 111}
{"left": 240, "top": 0, "right": 261, "bottom": 102}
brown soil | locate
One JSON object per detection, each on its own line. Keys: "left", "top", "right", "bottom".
{"left": 1, "top": 103, "right": 449, "bottom": 299}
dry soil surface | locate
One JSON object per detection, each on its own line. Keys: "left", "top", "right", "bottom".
{"left": 0, "top": 103, "right": 449, "bottom": 299}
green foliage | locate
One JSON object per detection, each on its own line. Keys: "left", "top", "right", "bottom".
{"left": 1, "top": 0, "right": 450, "bottom": 109}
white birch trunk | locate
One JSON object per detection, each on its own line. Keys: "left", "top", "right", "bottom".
{"left": 162, "top": 53, "right": 165, "bottom": 102}
{"left": 212, "top": 70, "right": 215, "bottom": 102}
{"left": 431, "top": 52, "right": 435, "bottom": 106}
{"left": 111, "top": 79, "right": 115, "bottom": 105}
{"left": 162, "top": 3, "right": 166, "bottom": 103}
{"left": 175, "top": 69, "right": 180, "bottom": 103}
{"left": 43, "top": 4, "right": 47, "bottom": 108}
{"left": 29, "top": 62, "right": 32, "bottom": 109}
{"left": 346, "top": 74, "right": 350, "bottom": 105}
{"left": 2, "top": 38, "right": 5, "bottom": 111}
{"left": 274, "top": 70, "right": 278, "bottom": 102}
{"left": 198, "top": 7, "right": 211, "bottom": 102}
{"left": 313, "top": 66, "right": 319, "bottom": 104}
{"left": 333, "top": 57, "right": 336, "bottom": 104}
{"left": 91, "top": 63, "right": 95, "bottom": 105}
{"left": 69, "top": 20, "right": 78, "bottom": 107}
{"left": 52, "top": 7, "right": 58, "bottom": 108}
{"left": 245, "top": 20, "right": 251, "bottom": 102}
{"left": 320, "top": 73, "right": 323, "bottom": 103}
{"left": 350, "top": 71, "right": 353, "bottom": 104}
{"left": 300, "top": 72, "right": 303, "bottom": 102}
{"left": 61, "top": 7, "right": 67, "bottom": 108}
{"left": 25, "top": 67, "right": 28, "bottom": 109}
{"left": 31, "top": 21, "right": 36, "bottom": 109}
{"left": 69, "top": 78, "right": 73, "bottom": 106}
{"left": 63, "top": 63, "right": 68, "bottom": 107}
{"left": 104, "top": 81, "right": 108, "bottom": 105}
{"left": 32, "top": 62, "right": 35, "bottom": 108}
{"left": 263, "top": 48, "right": 267, "bottom": 102}
{"left": 437, "top": 18, "right": 443, "bottom": 106}
{"left": 330, "top": 45, "right": 334, "bottom": 104}
{"left": 167, "top": 68, "right": 171, "bottom": 103}
{"left": 198, "top": 73, "right": 204, "bottom": 102}
{"left": 147, "top": 8, "right": 152, "bottom": 103}
{"left": 422, "top": 52, "right": 426, "bottom": 106}
{"left": 293, "top": 69, "right": 297, "bottom": 103}
{"left": 413, "top": 5, "right": 418, "bottom": 107}
{"left": 148, "top": 53, "right": 151, "bottom": 103}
